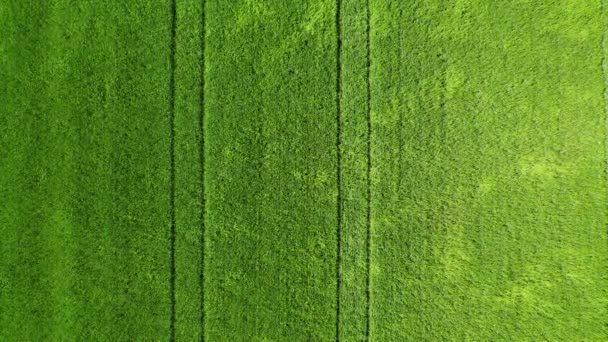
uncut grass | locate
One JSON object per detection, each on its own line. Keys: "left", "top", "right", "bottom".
{"left": 370, "top": 1, "right": 608, "bottom": 340}
{"left": 0, "top": 1, "right": 173, "bottom": 339}
{"left": 204, "top": 0, "right": 338, "bottom": 339}
{"left": 2, "top": 1, "right": 607, "bottom": 340}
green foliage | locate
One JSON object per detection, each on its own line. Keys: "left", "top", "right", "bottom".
{"left": 204, "top": 0, "right": 338, "bottom": 339}
{"left": 1, "top": 1, "right": 172, "bottom": 339}
{"left": 370, "top": 0, "right": 608, "bottom": 340}
{"left": 1, "top": 0, "right": 606, "bottom": 341}
{"left": 174, "top": 0, "right": 205, "bottom": 339}
{"left": 338, "top": 0, "right": 371, "bottom": 340}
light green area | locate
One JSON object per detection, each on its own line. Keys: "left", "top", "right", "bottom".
{"left": 370, "top": 0, "right": 608, "bottom": 340}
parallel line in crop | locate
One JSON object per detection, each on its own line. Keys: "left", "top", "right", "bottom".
{"left": 603, "top": 1, "right": 608, "bottom": 198}
{"left": 335, "top": 0, "right": 343, "bottom": 339}
{"left": 365, "top": 0, "right": 372, "bottom": 339}
{"left": 169, "top": 0, "right": 177, "bottom": 339}
{"left": 200, "top": 0, "right": 208, "bottom": 339}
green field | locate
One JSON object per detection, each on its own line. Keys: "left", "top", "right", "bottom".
{"left": 1, "top": 0, "right": 607, "bottom": 340}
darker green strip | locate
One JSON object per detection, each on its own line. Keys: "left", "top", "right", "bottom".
{"left": 173, "top": 0, "right": 205, "bottom": 339}
{"left": 169, "top": 0, "right": 177, "bottom": 340}
{"left": 336, "top": 0, "right": 343, "bottom": 339}
{"left": 200, "top": 0, "right": 207, "bottom": 339}
{"left": 365, "top": 0, "right": 372, "bottom": 338}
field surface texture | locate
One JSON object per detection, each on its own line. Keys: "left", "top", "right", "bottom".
{"left": 1, "top": 0, "right": 607, "bottom": 340}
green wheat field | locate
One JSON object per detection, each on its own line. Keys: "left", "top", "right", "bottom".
{"left": 1, "top": 0, "right": 607, "bottom": 340}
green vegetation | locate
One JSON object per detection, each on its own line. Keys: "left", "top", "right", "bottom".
{"left": 0, "top": 1, "right": 172, "bottom": 339}
{"left": 174, "top": 0, "right": 205, "bottom": 339}
{"left": 338, "top": 0, "right": 371, "bottom": 340}
{"left": 370, "top": 0, "right": 608, "bottom": 339}
{"left": 204, "top": 0, "right": 338, "bottom": 339}
{"left": 1, "top": 0, "right": 607, "bottom": 340}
